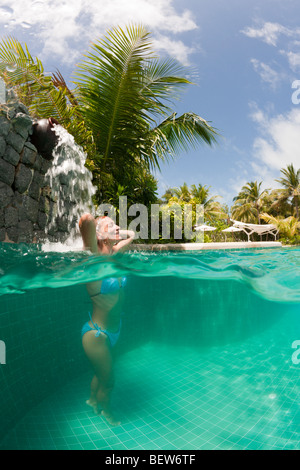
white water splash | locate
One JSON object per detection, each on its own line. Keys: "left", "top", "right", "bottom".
{"left": 42, "top": 125, "right": 96, "bottom": 251}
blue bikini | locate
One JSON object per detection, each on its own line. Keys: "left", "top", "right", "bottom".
{"left": 81, "top": 314, "right": 122, "bottom": 348}
{"left": 91, "top": 277, "right": 127, "bottom": 296}
{"left": 81, "top": 277, "right": 127, "bottom": 347}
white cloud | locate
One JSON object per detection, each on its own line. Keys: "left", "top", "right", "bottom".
{"left": 250, "top": 59, "right": 284, "bottom": 89}
{"left": 280, "top": 50, "right": 300, "bottom": 72}
{"left": 152, "top": 35, "right": 195, "bottom": 65}
{"left": 241, "top": 21, "right": 299, "bottom": 47}
{"left": 0, "top": 0, "right": 197, "bottom": 64}
{"left": 86, "top": 0, "right": 197, "bottom": 33}
{"left": 242, "top": 21, "right": 300, "bottom": 88}
{"left": 242, "top": 20, "right": 300, "bottom": 76}
{"left": 249, "top": 106, "right": 300, "bottom": 186}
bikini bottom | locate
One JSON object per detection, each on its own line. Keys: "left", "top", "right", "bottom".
{"left": 81, "top": 317, "right": 122, "bottom": 348}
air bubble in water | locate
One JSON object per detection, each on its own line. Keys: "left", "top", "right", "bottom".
{"left": 5, "top": 63, "right": 17, "bottom": 73}
{"left": 5, "top": 48, "right": 19, "bottom": 73}
{"left": 0, "top": 6, "right": 13, "bottom": 18}
{"left": 20, "top": 22, "right": 32, "bottom": 29}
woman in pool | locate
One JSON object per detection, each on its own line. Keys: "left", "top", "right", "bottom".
{"left": 79, "top": 213, "right": 135, "bottom": 426}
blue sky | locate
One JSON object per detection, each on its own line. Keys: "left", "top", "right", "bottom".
{"left": 1, "top": 0, "right": 300, "bottom": 207}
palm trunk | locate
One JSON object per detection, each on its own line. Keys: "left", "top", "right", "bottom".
{"left": 256, "top": 204, "right": 262, "bottom": 240}
{"left": 256, "top": 206, "right": 261, "bottom": 224}
{"left": 295, "top": 196, "right": 299, "bottom": 219}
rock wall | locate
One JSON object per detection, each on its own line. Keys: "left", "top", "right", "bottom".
{"left": 0, "top": 96, "right": 68, "bottom": 243}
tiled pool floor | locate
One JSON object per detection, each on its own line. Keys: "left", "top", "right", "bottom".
{"left": 1, "top": 337, "right": 300, "bottom": 450}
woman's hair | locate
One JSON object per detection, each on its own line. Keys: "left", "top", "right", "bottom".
{"left": 96, "top": 215, "right": 117, "bottom": 239}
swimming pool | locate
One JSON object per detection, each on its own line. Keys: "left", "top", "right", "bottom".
{"left": 0, "top": 244, "right": 299, "bottom": 450}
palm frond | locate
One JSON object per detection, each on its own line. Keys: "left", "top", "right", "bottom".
{"left": 140, "top": 58, "right": 192, "bottom": 117}
{"left": 73, "top": 24, "right": 218, "bottom": 180}
{"left": 261, "top": 213, "right": 300, "bottom": 237}
{"left": 74, "top": 24, "right": 153, "bottom": 166}
{"left": 0, "top": 37, "right": 66, "bottom": 120}
{"left": 0, "top": 26, "right": 219, "bottom": 207}
{"left": 52, "top": 69, "right": 78, "bottom": 107}
{"left": 146, "top": 112, "right": 218, "bottom": 166}
{"left": 0, "top": 36, "right": 93, "bottom": 151}
{"left": 276, "top": 164, "right": 300, "bottom": 190}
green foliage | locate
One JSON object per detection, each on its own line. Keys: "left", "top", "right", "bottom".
{"left": 275, "top": 164, "right": 300, "bottom": 218}
{"left": 73, "top": 24, "right": 218, "bottom": 204}
{"left": 231, "top": 181, "right": 270, "bottom": 224}
{"left": 161, "top": 182, "right": 228, "bottom": 224}
{"left": 149, "top": 184, "right": 228, "bottom": 243}
{"left": 0, "top": 26, "right": 218, "bottom": 209}
{"left": 231, "top": 170, "right": 300, "bottom": 244}
{"left": 3, "top": 29, "right": 299, "bottom": 245}
{"left": 0, "top": 37, "right": 93, "bottom": 152}
{"left": 279, "top": 235, "right": 300, "bottom": 245}
{"left": 261, "top": 213, "right": 300, "bottom": 239}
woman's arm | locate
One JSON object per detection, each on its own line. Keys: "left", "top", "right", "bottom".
{"left": 112, "top": 230, "right": 135, "bottom": 253}
{"left": 79, "top": 214, "right": 98, "bottom": 253}
{"left": 79, "top": 214, "right": 102, "bottom": 297}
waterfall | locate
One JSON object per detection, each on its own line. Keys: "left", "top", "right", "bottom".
{"left": 42, "top": 124, "right": 96, "bottom": 251}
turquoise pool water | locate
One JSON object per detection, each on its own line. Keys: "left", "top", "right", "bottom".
{"left": 0, "top": 244, "right": 299, "bottom": 450}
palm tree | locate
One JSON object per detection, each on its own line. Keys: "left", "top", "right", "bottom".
{"left": 231, "top": 181, "right": 270, "bottom": 224}
{"left": 0, "top": 37, "right": 93, "bottom": 152}
{"left": 190, "top": 183, "right": 214, "bottom": 202}
{"left": 73, "top": 24, "right": 218, "bottom": 202}
{"left": 172, "top": 182, "right": 191, "bottom": 202}
{"left": 275, "top": 164, "right": 300, "bottom": 219}
{"left": 261, "top": 213, "right": 300, "bottom": 239}
{"left": 161, "top": 188, "right": 176, "bottom": 203}
{"left": 0, "top": 26, "right": 218, "bottom": 206}
{"left": 264, "top": 188, "right": 292, "bottom": 218}
{"left": 190, "top": 184, "right": 227, "bottom": 223}
{"left": 163, "top": 182, "right": 227, "bottom": 223}
{"left": 131, "top": 167, "right": 159, "bottom": 206}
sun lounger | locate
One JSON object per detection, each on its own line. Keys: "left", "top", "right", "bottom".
{"left": 230, "top": 219, "right": 278, "bottom": 242}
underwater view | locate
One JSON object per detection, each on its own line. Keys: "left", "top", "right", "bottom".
{"left": 0, "top": 244, "right": 299, "bottom": 450}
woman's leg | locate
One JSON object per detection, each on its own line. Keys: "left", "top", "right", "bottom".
{"left": 82, "top": 331, "right": 120, "bottom": 426}
{"left": 86, "top": 375, "right": 99, "bottom": 412}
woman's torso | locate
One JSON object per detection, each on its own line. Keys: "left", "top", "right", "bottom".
{"left": 87, "top": 277, "right": 126, "bottom": 331}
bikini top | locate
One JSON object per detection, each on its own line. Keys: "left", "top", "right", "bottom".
{"left": 90, "top": 276, "right": 127, "bottom": 298}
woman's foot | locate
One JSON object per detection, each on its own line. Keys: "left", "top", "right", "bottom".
{"left": 86, "top": 399, "right": 98, "bottom": 414}
{"left": 86, "top": 400, "right": 120, "bottom": 426}
{"left": 100, "top": 409, "right": 121, "bottom": 427}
